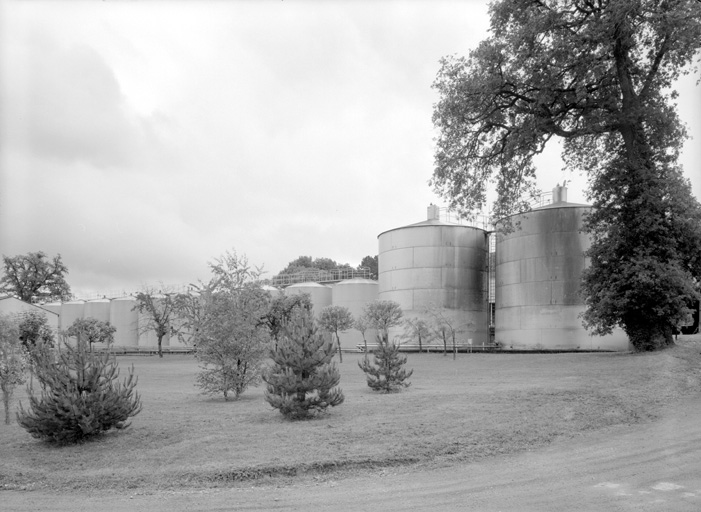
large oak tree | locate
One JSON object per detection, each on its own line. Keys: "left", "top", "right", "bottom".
{"left": 0, "top": 252, "right": 71, "bottom": 303}
{"left": 432, "top": 0, "right": 701, "bottom": 350}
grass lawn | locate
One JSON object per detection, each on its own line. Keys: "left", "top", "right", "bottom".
{"left": 2, "top": 336, "right": 700, "bottom": 493}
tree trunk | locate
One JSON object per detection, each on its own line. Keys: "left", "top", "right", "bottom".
{"left": 336, "top": 333, "right": 343, "bottom": 363}
{"left": 157, "top": 336, "right": 163, "bottom": 358}
{"left": 2, "top": 384, "right": 11, "bottom": 425}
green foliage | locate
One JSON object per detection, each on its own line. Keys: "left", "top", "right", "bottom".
{"left": 431, "top": 0, "right": 701, "bottom": 350}
{"left": 400, "top": 317, "right": 433, "bottom": 352}
{"left": 17, "top": 338, "right": 141, "bottom": 443}
{"left": 358, "top": 255, "right": 378, "bottom": 280}
{"left": 275, "top": 255, "right": 353, "bottom": 277}
{"left": 63, "top": 317, "right": 116, "bottom": 351}
{"left": 17, "top": 310, "right": 55, "bottom": 350}
{"left": 133, "top": 289, "right": 178, "bottom": 358}
{"left": 362, "top": 300, "right": 403, "bottom": 336}
{"left": 0, "top": 251, "right": 71, "bottom": 303}
{"left": 353, "top": 314, "right": 373, "bottom": 353}
{"left": 263, "top": 309, "right": 344, "bottom": 419}
{"left": 317, "top": 305, "right": 354, "bottom": 363}
{"left": 263, "top": 293, "right": 312, "bottom": 343}
{"left": 358, "top": 333, "right": 413, "bottom": 393}
{"left": 581, "top": 156, "right": 701, "bottom": 351}
{"left": 189, "top": 251, "right": 271, "bottom": 400}
{"left": 0, "top": 314, "right": 28, "bottom": 425}
{"left": 17, "top": 311, "right": 55, "bottom": 370}
{"left": 425, "top": 305, "right": 474, "bottom": 358}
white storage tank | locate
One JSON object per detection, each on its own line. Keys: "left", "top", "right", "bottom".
{"left": 109, "top": 296, "right": 139, "bottom": 347}
{"left": 262, "top": 285, "right": 283, "bottom": 298}
{"left": 60, "top": 300, "right": 85, "bottom": 331}
{"left": 40, "top": 302, "right": 62, "bottom": 317}
{"left": 83, "top": 298, "right": 111, "bottom": 323}
{"left": 40, "top": 302, "right": 62, "bottom": 333}
{"left": 331, "top": 278, "right": 379, "bottom": 350}
{"left": 378, "top": 206, "right": 489, "bottom": 344}
{"left": 495, "top": 185, "right": 630, "bottom": 351}
{"left": 284, "top": 282, "right": 332, "bottom": 318}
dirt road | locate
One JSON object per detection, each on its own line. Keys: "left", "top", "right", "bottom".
{"left": 5, "top": 396, "right": 700, "bottom": 511}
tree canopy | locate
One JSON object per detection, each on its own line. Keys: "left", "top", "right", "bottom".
{"left": 432, "top": 0, "right": 701, "bottom": 350}
{"left": 274, "top": 255, "right": 378, "bottom": 280}
{"left": 0, "top": 252, "right": 71, "bottom": 303}
{"left": 432, "top": 0, "right": 701, "bottom": 220}
{"left": 187, "top": 251, "right": 270, "bottom": 400}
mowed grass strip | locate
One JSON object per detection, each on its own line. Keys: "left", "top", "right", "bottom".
{"left": 1, "top": 337, "right": 700, "bottom": 492}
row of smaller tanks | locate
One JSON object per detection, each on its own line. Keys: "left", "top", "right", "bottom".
{"left": 40, "top": 279, "right": 381, "bottom": 351}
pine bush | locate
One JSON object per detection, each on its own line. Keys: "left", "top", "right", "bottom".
{"left": 17, "top": 339, "right": 141, "bottom": 443}
{"left": 263, "top": 310, "right": 344, "bottom": 419}
{"left": 358, "top": 333, "right": 413, "bottom": 393}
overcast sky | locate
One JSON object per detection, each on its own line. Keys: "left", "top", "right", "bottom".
{"left": 1, "top": 0, "right": 699, "bottom": 299}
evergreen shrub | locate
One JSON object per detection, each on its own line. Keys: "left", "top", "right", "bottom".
{"left": 17, "top": 339, "right": 141, "bottom": 443}
{"left": 263, "top": 310, "right": 344, "bottom": 419}
{"left": 358, "top": 333, "right": 413, "bottom": 393}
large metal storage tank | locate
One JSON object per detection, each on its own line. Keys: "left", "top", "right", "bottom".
{"left": 40, "top": 302, "right": 62, "bottom": 332}
{"left": 284, "top": 282, "right": 332, "bottom": 318}
{"left": 495, "top": 186, "right": 630, "bottom": 351}
{"left": 332, "top": 278, "right": 379, "bottom": 350}
{"left": 378, "top": 205, "right": 489, "bottom": 344}
{"left": 109, "top": 296, "right": 139, "bottom": 347}
{"left": 83, "top": 298, "right": 111, "bottom": 323}
{"left": 60, "top": 300, "right": 85, "bottom": 331}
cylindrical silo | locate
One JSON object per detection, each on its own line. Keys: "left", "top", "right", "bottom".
{"left": 495, "top": 186, "right": 630, "bottom": 351}
{"left": 83, "top": 298, "right": 111, "bottom": 323}
{"left": 40, "top": 302, "right": 62, "bottom": 333}
{"left": 284, "top": 282, "right": 332, "bottom": 318}
{"left": 60, "top": 300, "right": 85, "bottom": 331}
{"left": 262, "top": 285, "right": 283, "bottom": 298}
{"left": 378, "top": 207, "right": 489, "bottom": 345}
{"left": 109, "top": 296, "right": 139, "bottom": 347}
{"left": 332, "top": 278, "right": 379, "bottom": 350}
{"left": 40, "top": 302, "right": 62, "bottom": 317}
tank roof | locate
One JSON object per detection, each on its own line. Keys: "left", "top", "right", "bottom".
{"left": 286, "top": 282, "right": 332, "bottom": 288}
{"left": 532, "top": 200, "right": 591, "bottom": 211}
{"left": 336, "top": 278, "right": 378, "bottom": 285}
{"left": 378, "top": 218, "right": 483, "bottom": 238}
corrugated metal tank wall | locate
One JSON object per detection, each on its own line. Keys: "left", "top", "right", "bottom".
{"left": 60, "top": 300, "right": 85, "bottom": 331}
{"left": 284, "top": 282, "right": 332, "bottom": 318}
{"left": 495, "top": 190, "right": 630, "bottom": 351}
{"left": 378, "top": 214, "right": 489, "bottom": 344}
{"left": 83, "top": 299, "right": 111, "bottom": 323}
{"left": 331, "top": 278, "right": 379, "bottom": 350}
{"left": 109, "top": 296, "right": 139, "bottom": 347}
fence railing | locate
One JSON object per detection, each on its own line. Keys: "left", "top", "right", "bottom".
{"left": 271, "top": 267, "right": 373, "bottom": 287}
